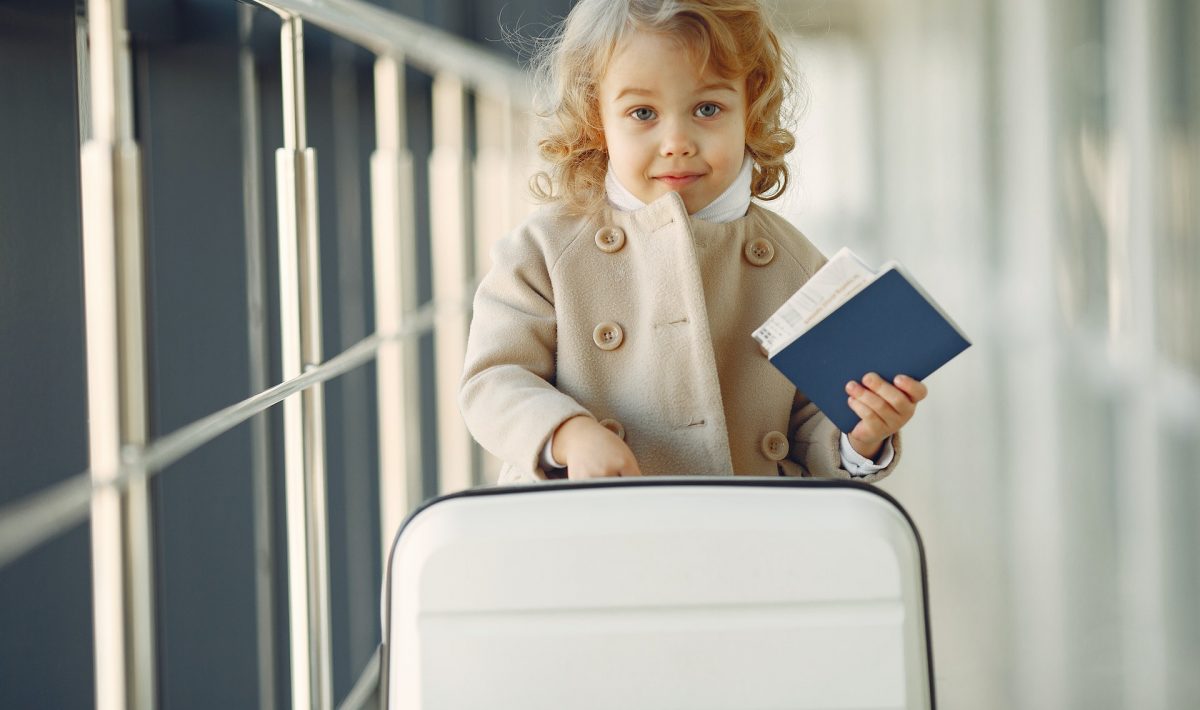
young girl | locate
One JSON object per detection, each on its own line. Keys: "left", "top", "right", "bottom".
{"left": 460, "top": 0, "right": 927, "bottom": 483}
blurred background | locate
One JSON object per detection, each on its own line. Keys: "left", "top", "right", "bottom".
{"left": 1, "top": 0, "right": 1196, "bottom": 708}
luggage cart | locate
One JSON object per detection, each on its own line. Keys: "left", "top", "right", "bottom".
{"left": 380, "top": 478, "right": 935, "bottom": 709}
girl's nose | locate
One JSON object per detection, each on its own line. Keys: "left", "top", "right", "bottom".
{"left": 659, "top": 121, "right": 697, "bottom": 158}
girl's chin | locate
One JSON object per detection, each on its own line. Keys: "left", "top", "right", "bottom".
{"left": 677, "top": 190, "right": 713, "bottom": 214}
{"left": 631, "top": 184, "right": 713, "bottom": 213}
{"left": 643, "top": 187, "right": 709, "bottom": 212}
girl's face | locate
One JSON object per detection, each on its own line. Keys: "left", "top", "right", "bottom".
{"left": 598, "top": 31, "right": 747, "bottom": 214}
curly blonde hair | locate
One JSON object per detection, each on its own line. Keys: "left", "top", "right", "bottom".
{"left": 529, "top": 0, "right": 800, "bottom": 215}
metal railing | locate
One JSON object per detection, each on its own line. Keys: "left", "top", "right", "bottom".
{"left": 0, "top": 0, "right": 535, "bottom": 708}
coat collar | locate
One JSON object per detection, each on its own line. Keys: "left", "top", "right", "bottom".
{"left": 616, "top": 190, "right": 689, "bottom": 234}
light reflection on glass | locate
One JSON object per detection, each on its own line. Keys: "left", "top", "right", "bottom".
{"left": 768, "top": 0, "right": 1200, "bottom": 707}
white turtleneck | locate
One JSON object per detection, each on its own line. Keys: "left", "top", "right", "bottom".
{"left": 605, "top": 152, "right": 756, "bottom": 223}
{"left": 542, "top": 156, "right": 894, "bottom": 476}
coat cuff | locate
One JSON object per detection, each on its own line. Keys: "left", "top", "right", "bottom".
{"left": 839, "top": 433, "right": 895, "bottom": 476}
{"left": 797, "top": 415, "right": 903, "bottom": 483}
{"left": 507, "top": 396, "right": 592, "bottom": 481}
{"left": 459, "top": 367, "right": 593, "bottom": 482}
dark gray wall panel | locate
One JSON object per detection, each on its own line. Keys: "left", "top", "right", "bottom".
{"left": 0, "top": 527, "right": 93, "bottom": 709}
{"left": 0, "top": 2, "right": 88, "bottom": 505}
{"left": 136, "top": 36, "right": 260, "bottom": 709}
{"left": 0, "top": 6, "right": 93, "bottom": 708}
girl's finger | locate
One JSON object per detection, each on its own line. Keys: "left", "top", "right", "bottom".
{"left": 846, "top": 380, "right": 901, "bottom": 429}
{"left": 893, "top": 374, "right": 928, "bottom": 402}
{"left": 863, "top": 375, "right": 915, "bottom": 417}
{"left": 847, "top": 396, "right": 888, "bottom": 438}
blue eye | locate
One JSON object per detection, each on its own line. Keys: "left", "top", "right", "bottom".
{"left": 695, "top": 103, "right": 721, "bottom": 118}
{"left": 630, "top": 107, "right": 656, "bottom": 121}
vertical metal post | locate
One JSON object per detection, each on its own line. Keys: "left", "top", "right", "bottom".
{"left": 237, "top": 5, "right": 277, "bottom": 710}
{"left": 371, "top": 55, "right": 424, "bottom": 554}
{"left": 429, "top": 72, "right": 474, "bottom": 494}
{"left": 471, "top": 91, "right": 513, "bottom": 484}
{"left": 1108, "top": 0, "right": 1167, "bottom": 707}
{"left": 80, "top": 135, "right": 130, "bottom": 710}
{"left": 275, "top": 14, "right": 333, "bottom": 710}
{"left": 472, "top": 92, "right": 513, "bottom": 278}
{"left": 80, "top": 1, "right": 156, "bottom": 708}
{"left": 510, "top": 99, "right": 537, "bottom": 223}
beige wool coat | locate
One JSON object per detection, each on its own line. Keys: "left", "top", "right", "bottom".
{"left": 459, "top": 190, "right": 901, "bottom": 484}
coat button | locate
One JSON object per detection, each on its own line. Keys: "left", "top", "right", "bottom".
{"left": 599, "top": 418, "right": 626, "bottom": 441}
{"left": 594, "top": 226, "right": 626, "bottom": 253}
{"left": 744, "top": 237, "right": 775, "bottom": 266}
{"left": 760, "top": 431, "right": 789, "bottom": 461}
{"left": 592, "top": 322, "right": 624, "bottom": 350}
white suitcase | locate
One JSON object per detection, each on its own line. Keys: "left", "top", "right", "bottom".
{"left": 381, "top": 478, "right": 935, "bottom": 709}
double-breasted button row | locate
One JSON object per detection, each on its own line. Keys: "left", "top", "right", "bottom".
{"left": 593, "top": 322, "right": 624, "bottom": 350}
{"left": 591, "top": 225, "right": 625, "bottom": 352}
{"left": 744, "top": 237, "right": 775, "bottom": 266}
{"left": 599, "top": 418, "right": 626, "bottom": 441}
{"left": 594, "top": 226, "right": 626, "bottom": 253}
{"left": 761, "top": 431, "right": 789, "bottom": 461}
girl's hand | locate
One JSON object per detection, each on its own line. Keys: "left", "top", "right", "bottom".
{"left": 845, "top": 373, "right": 928, "bottom": 460}
{"left": 552, "top": 416, "right": 643, "bottom": 479}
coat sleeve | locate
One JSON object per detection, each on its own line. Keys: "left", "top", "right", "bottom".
{"left": 786, "top": 391, "right": 903, "bottom": 483}
{"left": 458, "top": 225, "right": 592, "bottom": 480}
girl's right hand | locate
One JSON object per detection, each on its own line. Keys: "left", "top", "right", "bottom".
{"left": 552, "top": 416, "right": 643, "bottom": 479}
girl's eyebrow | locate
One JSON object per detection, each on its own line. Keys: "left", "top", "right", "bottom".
{"left": 614, "top": 82, "right": 738, "bottom": 101}
{"left": 698, "top": 81, "right": 738, "bottom": 94}
{"left": 614, "top": 87, "right": 655, "bottom": 101}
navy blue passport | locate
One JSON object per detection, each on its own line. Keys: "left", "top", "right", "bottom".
{"left": 765, "top": 266, "right": 971, "bottom": 434}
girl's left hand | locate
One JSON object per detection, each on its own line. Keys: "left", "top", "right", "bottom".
{"left": 845, "top": 373, "right": 928, "bottom": 460}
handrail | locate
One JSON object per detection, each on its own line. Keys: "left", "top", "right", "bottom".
{"left": 335, "top": 646, "right": 382, "bottom": 710}
{"left": 0, "top": 473, "right": 94, "bottom": 570}
{"left": 12, "top": 1, "right": 535, "bottom": 706}
{"left": 258, "top": 0, "right": 531, "bottom": 102}
{"left": 0, "top": 290, "right": 470, "bottom": 571}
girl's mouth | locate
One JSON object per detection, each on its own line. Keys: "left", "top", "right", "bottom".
{"left": 654, "top": 174, "right": 703, "bottom": 189}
